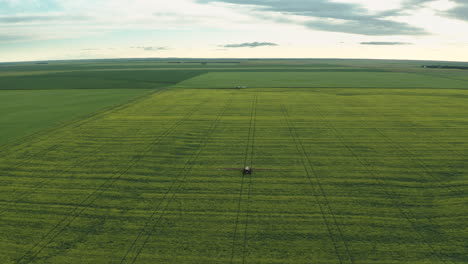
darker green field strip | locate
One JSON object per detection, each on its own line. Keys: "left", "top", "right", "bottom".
{"left": 396, "top": 69, "right": 468, "bottom": 84}
{"left": 0, "top": 89, "right": 155, "bottom": 145}
{"left": 0, "top": 68, "right": 386, "bottom": 76}
{"left": 0, "top": 84, "right": 467, "bottom": 264}
{"left": 175, "top": 72, "right": 468, "bottom": 89}
{"left": 0, "top": 70, "right": 205, "bottom": 90}
{"left": 0, "top": 61, "right": 347, "bottom": 73}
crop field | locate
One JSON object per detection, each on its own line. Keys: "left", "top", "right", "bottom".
{"left": 0, "top": 59, "right": 467, "bottom": 263}
{"left": 0, "top": 68, "right": 208, "bottom": 144}
{"left": 0, "top": 70, "right": 205, "bottom": 90}
{"left": 0, "top": 89, "right": 151, "bottom": 145}
{"left": 174, "top": 71, "right": 468, "bottom": 89}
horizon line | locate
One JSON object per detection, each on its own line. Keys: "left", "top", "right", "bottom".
{"left": 2, "top": 57, "right": 468, "bottom": 64}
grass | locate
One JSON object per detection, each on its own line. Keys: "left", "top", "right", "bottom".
{"left": 0, "top": 59, "right": 467, "bottom": 263}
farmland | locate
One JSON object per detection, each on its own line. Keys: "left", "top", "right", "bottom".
{"left": 0, "top": 69, "right": 206, "bottom": 144}
{"left": 0, "top": 59, "right": 467, "bottom": 263}
{"left": 0, "top": 89, "right": 151, "bottom": 145}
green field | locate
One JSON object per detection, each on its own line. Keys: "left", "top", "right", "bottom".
{"left": 175, "top": 71, "right": 468, "bottom": 89}
{"left": 0, "top": 59, "right": 467, "bottom": 263}
{"left": 0, "top": 68, "right": 206, "bottom": 145}
{"left": 0, "top": 70, "right": 205, "bottom": 90}
{"left": 0, "top": 89, "right": 152, "bottom": 145}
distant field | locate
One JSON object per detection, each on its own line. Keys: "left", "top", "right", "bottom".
{"left": 0, "top": 59, "right": 467, "bottom": 263}
{"left": 0, "top": 67, "right": 205, "bottom": 144}
{"left": 0, "top": 60, "right": 346, "bottom": 73}
{"left": 0, "top": 70, "right": 205, "bottom": 90}
{"left": 0, "top": 89, "right": 151, "bottom": 144}
{"left": 175, "top": 71, "right": 468, "bottom": 89}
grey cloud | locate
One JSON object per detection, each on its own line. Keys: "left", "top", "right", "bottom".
{"left": 199, "top": 0, "right": 427, "bottom": 36}
{"left": 444, "top": 1, "right": 468, "bottom": 22}
{"left": 210, "top": 0, "right": 367, "bottom": 20}
{"left": 0, "top": 15, "right": 57, "bottom": 23}
{"left": 305, "top": 19, "right": 426, "bottom": 36}
{"left": 0, "top": 14, "right": 89, "bottom": 24}
{"left": 380, "top": 0, "right": 468, "bottom": 23}
{"left": 398, "top": 0, "right": 468, "bottom": 23}
{"left": 360, "top": 42, "right": 412, "bottom": 45}
{"left": 402, "top": 0, "right": 435, "bottom": 7}
{"left": 132, "top": 46, "right": 168, "bottom": 51}
{"left": 377, "top": 0, "right": 436, "bottom": 16}
{"left": 0, "top": 34, "right": 30, "bottom": 42}
{"left": 223, "top": 42, "right": 278, "bottom": 48}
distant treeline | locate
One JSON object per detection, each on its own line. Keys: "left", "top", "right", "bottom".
{"left": 422, "top": 65, "right": 468, "bottom": 70}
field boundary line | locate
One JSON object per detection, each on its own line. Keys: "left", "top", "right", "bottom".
{"left": 14, "top": 95, "right": 212, "bottom": 264}
{"left": 281, "top": 104, "right": 354, "bottom": 264}
{"left": 120, "top": 92, "right": 235, "bottom": 264}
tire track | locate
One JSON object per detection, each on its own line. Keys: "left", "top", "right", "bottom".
{"left": 14, "top": 97, "right": 211, "bottom": 264}
{"left": 281, "top": 105, "right": 354, "bottom": 264}
{"left": 230, "top": 167, "right": 247, "bottom": 264}
{"left": 241, "top": 94, "right": 257, "bottom": 264}
{"left": 118, "top": 93, "right": 234, "bottom": 264}
{"left": 230, "top": 94, "right": 257, "bottom": 264}
{"left": 311, "top": 107, "right": 451, "bottom": 264}
{"left": 0, "top": 130, "right": 142, "bottom": 216}
{"left": 374, "top": 128, "right": 465, "bottom": 194}
{"left": 372, "top": 128, "right": 465, "bottom": 260}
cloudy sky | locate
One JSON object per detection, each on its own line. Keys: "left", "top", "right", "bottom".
{"left": 1, "top": 0, "right": 468, "bottom": 62}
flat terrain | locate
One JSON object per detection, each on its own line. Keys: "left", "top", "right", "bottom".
{"left": 0, "top": 70, "right": 204, "bottom": 90}
{"left": 0, "top": 89, "right": 150, "bottom": 144}
{"left": 175, "top": 71, "right": 468, "bottom": 89}
{"left": 0, "top": 59, "right": 467, "bottom": 263}
{"left": 0, "top": 67, "right": 206, "bottom": 144}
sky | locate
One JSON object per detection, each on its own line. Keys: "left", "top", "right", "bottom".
{"left": 1, "top": 0, "right": 468, "bottom": 62}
